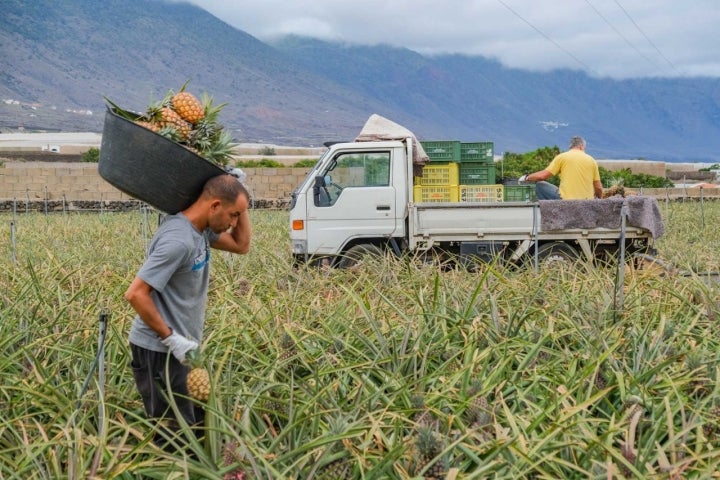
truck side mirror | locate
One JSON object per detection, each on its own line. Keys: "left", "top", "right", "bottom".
{"left": 313, "top": 175, "right": 330, "bottom": 207}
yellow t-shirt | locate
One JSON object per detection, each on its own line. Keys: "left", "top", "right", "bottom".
{"left": 545, "top": 149, "right": 600, "bottom": 200}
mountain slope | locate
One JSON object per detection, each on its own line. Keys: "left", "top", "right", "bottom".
{"left": 272, "top": 36, "right": 720, "bottom": 161}
{"left": 0, "top": 0, "right": 388, "bottom": 144}
{"left": 2, "top": 0, "right": 720, "bottom": 160}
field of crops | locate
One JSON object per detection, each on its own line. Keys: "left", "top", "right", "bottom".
{"left": 1, "top": 202, "right": 719, "bottom": 479}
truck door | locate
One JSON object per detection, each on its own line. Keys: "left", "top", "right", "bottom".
{"left": 306, "top": 150, "right": 398, "bottom": 254}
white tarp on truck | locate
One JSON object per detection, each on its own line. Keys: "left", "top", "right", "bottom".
{"left": 355, "top": 114, "right": 429, "bottom": 168}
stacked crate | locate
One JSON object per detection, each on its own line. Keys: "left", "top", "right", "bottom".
{"left": 418, "top": 140, "right": 503, "bottom": 203}
{"left": 413, "top": 159, "right": 460, "bottom": 203}
{"left": 503, "top": 184, "right": 537, "bottom": 202}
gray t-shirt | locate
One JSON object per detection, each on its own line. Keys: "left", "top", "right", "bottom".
{"left": 128, "top": 213, "right": 220, "bottom": 352}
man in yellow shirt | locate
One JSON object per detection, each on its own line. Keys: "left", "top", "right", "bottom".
{"left": 519, "top": 136, "right": 603, "bottom": 200}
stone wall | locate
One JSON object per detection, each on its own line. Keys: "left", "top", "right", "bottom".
{"left": 596, "top": 160, "right": 666, "bottom": 177}
{"left": 2, "top": 161, "right": 719, "bottom": 214}
{"left": 0, "top": 161, "right": 311, "bottom": 204}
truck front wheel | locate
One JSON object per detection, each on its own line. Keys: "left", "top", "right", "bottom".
{"left": 337, "top": 244, "right": 383, "bottom": 269}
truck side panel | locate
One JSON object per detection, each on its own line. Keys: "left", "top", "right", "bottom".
{"left": 409, "top": 203, "right": 649, "bottom": 249}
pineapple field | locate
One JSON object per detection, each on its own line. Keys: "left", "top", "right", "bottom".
{"left": 1, "top": 202, "right": 719, "bottom": 479}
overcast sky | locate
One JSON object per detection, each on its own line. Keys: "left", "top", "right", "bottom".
{"left": 183, "top": 0, "right": 720, "bottom": 79}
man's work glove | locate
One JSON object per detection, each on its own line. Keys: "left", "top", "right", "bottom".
{"left": 161, "top": 331, "right": 199, "bottom": 364}
{"left": 518, "top": 174, "right": 529, "bottom": 183}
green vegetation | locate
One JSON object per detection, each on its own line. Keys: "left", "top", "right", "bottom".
{"left": 291, "top": 158, "right": 318, "bottom": 168}
{"left": 501, "top": 147, "right": 674, "bottom": 188}
{"left": 0, "top": 204, "right": 718, "bottom": 478}
{"left": 81, "top": 147, "right": 100, "bottom": 163}
{"left": 233, "top": 158, "right": 319, "bottom": 168}
{"left": 257, "top": 146, "right": 276, "bottom": 156}
{"left": 234, "top": 158, "right": 284, "bottom": 168}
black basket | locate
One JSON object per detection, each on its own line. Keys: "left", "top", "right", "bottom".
{"left": 99, "top": 108, "right": 226, "bottom": 214}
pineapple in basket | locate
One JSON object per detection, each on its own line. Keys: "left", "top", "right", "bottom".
{"left": 104, "top": 81, "right": 236, "bottom": 166}
{"left": 171, "top": 81, "right": 205, "bottom": 124}
{"left": 186, "top": 349, "right": 211, "bottom": 402}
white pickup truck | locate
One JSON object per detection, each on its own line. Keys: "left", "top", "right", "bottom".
{"left": 288, "top": 137, "right": 663, "bottom": 269}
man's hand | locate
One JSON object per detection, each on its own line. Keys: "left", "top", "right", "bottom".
{"left": 161, "top": 332, "right": 199, "bottom": 364}
{"left": 518, "top": 174, "right": 530, "bottom": 183}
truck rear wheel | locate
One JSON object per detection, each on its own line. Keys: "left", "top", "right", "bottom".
{"left": 532, "top": 242, "right": 579, "bottom": 266}
{"left": 337, "top": 244, "right": 383, "bottom": 269}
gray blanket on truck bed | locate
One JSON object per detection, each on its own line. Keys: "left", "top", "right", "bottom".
{"left": 539, "top": 196, "right": 665, "bottom": 239}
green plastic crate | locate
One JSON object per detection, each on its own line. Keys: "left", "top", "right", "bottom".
{"left": 460, "top": 142, "right": 494, "bottom": 163}
{"left": 459, "top": 163, "right": 496, "bottom": 185}
{"left": 503, "top": 185, "right": 537, "bottom": 202}
{"left": 420, "top": 141, "right": 461, "bottom": 163}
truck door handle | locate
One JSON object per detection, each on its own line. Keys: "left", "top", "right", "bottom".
{"left": 376, "top": 205, "right": 391, "bottom": 211}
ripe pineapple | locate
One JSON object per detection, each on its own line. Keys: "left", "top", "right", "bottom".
{"left": 153, "top": 106, "right": 192, "bottom": 141}
{"left": 134, "top": 120, "right": 160, "bottom": 133}
{"left": 413, "top": 425, "right": 447, "bottom": 479}
{"left": 186, "top": 94, "right": 235, "bottom": 165}
{"left": 171, "top": 82, "right": 205, "bottom": 124}
{"left": 186, "top": 349, "right": 211, "bottom": 401}
{"left": 602, "top": 180, "right": 625, "bottom": 198}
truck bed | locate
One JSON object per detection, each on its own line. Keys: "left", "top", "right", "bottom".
{"left": 409, "top": 196, "right": 664, "bottom": 247}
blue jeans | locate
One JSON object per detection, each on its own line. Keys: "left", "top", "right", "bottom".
{"left": 535, "top": 181, "right": 561, "bottom": 200}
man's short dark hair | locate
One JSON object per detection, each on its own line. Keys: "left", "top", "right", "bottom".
{"left": 202, "top": 174, "right": 249, "bottom": 204}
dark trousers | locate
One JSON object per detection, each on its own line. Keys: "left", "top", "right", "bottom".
{"left": 130, "top": 343, "right": 204, "bottom": 449}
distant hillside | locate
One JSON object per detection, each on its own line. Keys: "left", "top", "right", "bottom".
{"left": 271, "top": 36, "right": 720, "bottom": 161}
{"left": 0, "top": 0, "right": 386, "bottom": 145}
{"left": 2, "top": 0, "right": 720, "bottom": 161}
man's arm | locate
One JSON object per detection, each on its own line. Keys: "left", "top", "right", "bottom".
{"left": 522, "top": 169, "right": 553, "bottom": 182}
{"left": 212, "top": 209, "right": 252, "bottom": 254}
{"left": 593, "top": 180, "right": 603, "bottom": 199}
{"left": 124, "top": 277, "right": 172, "bottom": 339}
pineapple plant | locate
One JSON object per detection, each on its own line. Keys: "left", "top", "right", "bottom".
{"left": 685, "top": 351, "right": 710, "bottom": 397}
{"left": 411, "top": 393, "right": 434, "bottom": 427}
{"left": 464, "top": 379, "right": 492, "bottom": 428}
{"left": 703, "top": 404, "right": 720, "bottom": 440}
{"left": 185, "top": 349, "right": 211, "bottom": 402}
{"left": 413, "top": 424, "right": 447, "bottom": 479}
{"left": 316, "top": 415, "right": 353, "bottom": 480}
{"left": 278, "top": 331, "right": 297, "bottom": 365}
{"left": 465, "top": 394, "right": 491, "bottom": 428}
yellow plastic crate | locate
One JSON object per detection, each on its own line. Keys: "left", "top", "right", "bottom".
{"left": 419, "top": 162, "right": 460, "bottom": 186}
{"left": 459, "top": 184, "right": 504, "bottom": 203}
{"left": 413, "top": 185, "right": 460, "bottom": 203}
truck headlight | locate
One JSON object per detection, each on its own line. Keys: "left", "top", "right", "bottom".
{"left": 292, "top": 240, "right": 307, "bottom": 254}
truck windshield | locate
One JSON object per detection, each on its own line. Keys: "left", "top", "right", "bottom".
{"left": 327, "top": 151, "right": 391, "bottom": 188}
{"left": 319, "top": 151, "right": 391, "bottom": 206}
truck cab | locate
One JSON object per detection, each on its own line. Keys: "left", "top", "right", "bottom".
{"left": 290, "top": 140, "right": 412, "bottom": 266}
